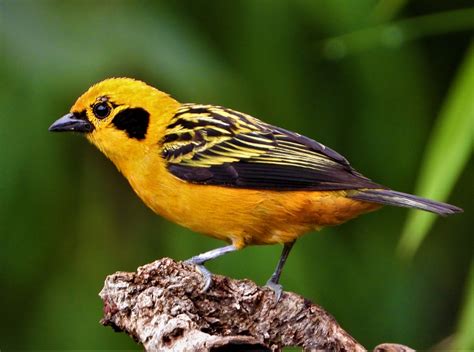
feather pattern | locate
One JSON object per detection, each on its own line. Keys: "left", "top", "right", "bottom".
{"left": 161, "top": 104, "right": 382, "bottom": 191}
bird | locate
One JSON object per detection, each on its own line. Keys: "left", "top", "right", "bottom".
{"left": 49, "top": 77, "right": 462, "bottom": 299}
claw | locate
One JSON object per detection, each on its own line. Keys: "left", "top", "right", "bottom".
{"left": 264, "top": 241, "right": 295, "bottom": 303}
{"left": 265, "top": 279, "right": 283, "bottom": 302}
{"left": 183, "top": 244, "right": 237, "bottom": 293}
{"left": 195, "top": 264, "right": 213, "bottom": 292}
{"left": 184, "top": 259, "right": 213, "bottom": 292}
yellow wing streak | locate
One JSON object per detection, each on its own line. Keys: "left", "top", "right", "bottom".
{"left": 162, "top": 104, "right": 343, "bottom": 171}
{"left": 161, "top": 104, "right": 383, "bottom": 191}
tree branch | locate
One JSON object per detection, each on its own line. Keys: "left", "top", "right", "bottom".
{"left": 100, "top": 258, "right": 414, "bottom": 351}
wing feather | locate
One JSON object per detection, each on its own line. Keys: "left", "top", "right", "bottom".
{"left": 161, "top": 104, "right": 381, "bottom": 191}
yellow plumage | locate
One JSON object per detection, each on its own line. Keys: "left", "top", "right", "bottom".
{"left": 49, "top": 77, "right": 462, "bottom": 296}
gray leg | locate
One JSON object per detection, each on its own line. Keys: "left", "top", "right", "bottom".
{"left": 265, "top": 241, "right": 295, "bottom": 301}
{"left": 185, "top": 245, "right": 237, "bottom": 291}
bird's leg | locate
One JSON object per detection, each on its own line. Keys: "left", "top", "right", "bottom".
{"left": 265, "top": 240, "right": 296, "bottom": 301}
{"left": 184, "top": 244, "right": 237, "bottom": 291}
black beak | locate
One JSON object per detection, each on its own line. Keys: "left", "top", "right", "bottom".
{"left": 49, "top": 113, "right": 93, "bottom": 133}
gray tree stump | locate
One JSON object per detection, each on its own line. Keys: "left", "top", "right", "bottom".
{"left": 100, "top": 258, "right": 414, "bottom": 352}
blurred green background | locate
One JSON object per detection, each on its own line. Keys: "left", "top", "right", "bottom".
{"left": 1, "top": 0, "right": 473, "bottom": 350}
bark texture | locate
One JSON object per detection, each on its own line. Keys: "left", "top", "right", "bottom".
{"left": 100, "top": 258, "right": 414, "bottom": 352}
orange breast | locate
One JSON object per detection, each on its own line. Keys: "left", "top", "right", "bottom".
{"left": 120, "top": 154, "right": 381, "bottom": 248}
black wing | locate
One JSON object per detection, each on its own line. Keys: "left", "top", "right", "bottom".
{"left": 161, "top": 104, "right": 382, "bottom": 191}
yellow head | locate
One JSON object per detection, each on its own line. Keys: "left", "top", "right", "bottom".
{"left": 49, "top": 77, "right": 180, "bottom": 164}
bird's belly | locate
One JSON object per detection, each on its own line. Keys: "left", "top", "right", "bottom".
{"left": 128, "top": 171, "right": 380, "bottom": 248}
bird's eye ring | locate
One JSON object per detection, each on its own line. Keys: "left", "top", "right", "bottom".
{"left": 93, "top": 102, "right": 111, "bottom": 119}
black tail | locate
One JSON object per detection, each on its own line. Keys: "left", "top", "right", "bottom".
{"left": 349, "top": 189, "right": 463, "bottom": 216}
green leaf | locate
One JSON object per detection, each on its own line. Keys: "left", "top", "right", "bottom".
{"left": 321, "top": 8, "right": 474, "bottom": 59}
{"left": 453, "top": 260, "right": 474, "bottom": 349}
{"left": 397, "top": 41, "right": 474, "bottom": 259}
{"left": 372, "top": 0, "right": 410, "bottom": 22}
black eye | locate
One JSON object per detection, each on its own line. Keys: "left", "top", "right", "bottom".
{"left": 93, "top": 102, "right": 111, "bottom": 119}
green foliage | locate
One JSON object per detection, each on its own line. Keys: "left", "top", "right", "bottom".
{"left": 453, "top": 260, "right": 474, "bottom": 350}
{"left": 398, "top": 42, "right": 474, "bottom": 259}
{"left": 0, "top": 0, "right": 472, "bottom": 350}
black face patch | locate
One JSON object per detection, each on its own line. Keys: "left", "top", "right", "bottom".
{"left": 73, "top": 110, "right": 88, "bottom": 121}
{"left": 112, "top": 108, "right": 150, "bottom": 140}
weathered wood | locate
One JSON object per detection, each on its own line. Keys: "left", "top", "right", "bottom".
{"left": 100, "top": 258, "right": 414, "bottom": 352}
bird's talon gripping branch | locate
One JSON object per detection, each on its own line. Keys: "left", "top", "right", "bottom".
{"left": 265, "top": 280, "right": 284, "bottom": 302}
{"left": 262, "top": 241, "right": 296, "bottom": 301}
{"left": 184, "top": 257, "right": 214, "bottom": 291}
{"left": 183, "top": 245, "right": 237, "bottom": 292}
{"left": 197, "top": 265, "right": 213, "bottom": 292}
{"left": 192, "top": 263, "right": 213, "bottom": 292}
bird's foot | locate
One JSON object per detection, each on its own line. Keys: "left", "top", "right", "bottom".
{"left": 183, "top": 245, "right": 238, "bottom": 293}
{"left": 265, "top": 279, "right": 283, "bottom": 302}
{"left": 184, "top": 259, "right": 213, "bottom": 292}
